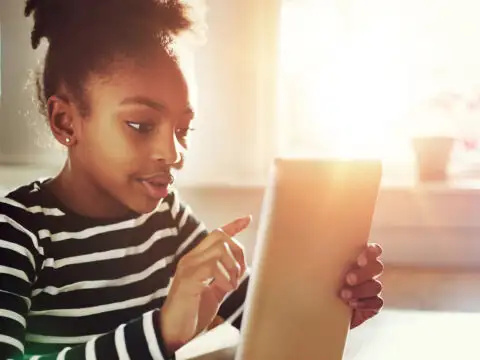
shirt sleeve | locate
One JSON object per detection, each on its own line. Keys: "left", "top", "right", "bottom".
{"left": 217, "top": 270, "right": 250, "bottom": 330}
{"left": 168, "top": 190, "right": 249, "bottom": 331}
{"left": 0, "top": 213, "right": 174, "bottom": 360}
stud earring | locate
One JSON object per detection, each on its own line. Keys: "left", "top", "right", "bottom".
{"left": 65, "top": 137, "right": 71, "bottom": 144}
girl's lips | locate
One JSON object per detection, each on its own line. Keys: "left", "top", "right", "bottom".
{"left": 139, "top": 179, "right": 169, "bottom": 199}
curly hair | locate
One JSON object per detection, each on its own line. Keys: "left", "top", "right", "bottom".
{"left": 24, "top": 0, "right": 195, "bottom": 117}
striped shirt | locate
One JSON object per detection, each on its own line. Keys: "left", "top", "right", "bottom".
{"left": 0, "top": 180, "right": 249, "bottom": 359}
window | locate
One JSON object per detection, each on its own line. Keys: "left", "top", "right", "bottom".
{"left": 278, "top": 0, "right": 480, "bottom": 181}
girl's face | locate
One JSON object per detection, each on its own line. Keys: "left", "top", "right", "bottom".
{"left": 70, "top": 49, "right": 195, "bottom": 214}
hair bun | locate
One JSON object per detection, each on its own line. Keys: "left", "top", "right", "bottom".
{"left": 24, "top": 0, "right": 39, "bottom": 17}
{"left": 24, "top": 0, "right": 74, "bottom": 49}
{"left": 25, "top": 0, "right": 195, "bottom": 50}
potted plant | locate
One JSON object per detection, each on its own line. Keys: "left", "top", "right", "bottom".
{"left": 411, "top": 136, "right": 454, "bottom": 182}
{"left": 410, "top": 90, "right": 479, "bottom": 182}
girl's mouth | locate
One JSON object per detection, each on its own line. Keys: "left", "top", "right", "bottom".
{"left": 138, "top": 174, "right": 173, "bottom": 199}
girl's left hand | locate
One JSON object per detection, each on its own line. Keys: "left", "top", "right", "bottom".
{"left": 339, "top": 243, "right": 384, "bottom": 329}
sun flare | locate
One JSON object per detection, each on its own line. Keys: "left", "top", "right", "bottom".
{"left": 279, "top": 0, "right": 480, "bottom": 160}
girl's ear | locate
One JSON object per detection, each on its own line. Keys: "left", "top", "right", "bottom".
{"left": 47, "top": 95, "right": 77, "bottom": 146}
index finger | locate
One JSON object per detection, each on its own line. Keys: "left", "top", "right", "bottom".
{"left": 193, "top": 216, "right": 252, "bottom": 253}
{"left": 220, "top": 215, "right": 252, "bottom": 237}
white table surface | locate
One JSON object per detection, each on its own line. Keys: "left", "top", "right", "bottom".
{"left": 176, "top": 309, "right": 480, "bottom": 360}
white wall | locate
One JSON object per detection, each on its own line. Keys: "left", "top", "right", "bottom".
{"left": 370, "top": 185, "right": 480, "bottom": 269}
{"left": 179, "top": 0, "right": 280, "bottom": 187}
{"left": 0, "top": 0, "right": 57, "bottom": 164}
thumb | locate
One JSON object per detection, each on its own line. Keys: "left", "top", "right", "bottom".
{"left": 220, "top": 215, "right": 252, "bottom": 237}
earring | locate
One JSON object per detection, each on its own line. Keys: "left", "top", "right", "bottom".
{"left": 65, "top": 137, "right": 71, "bottom": 144}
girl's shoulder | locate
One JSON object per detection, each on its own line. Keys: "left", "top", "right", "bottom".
{"left": 0, "top": 178, "right": 62, "bottom": 224}
{"left": 0, "top": 180, "right": 52, "bottom": 256}
{"left": 1, "top": 180, "right": 48, "bottom": 212}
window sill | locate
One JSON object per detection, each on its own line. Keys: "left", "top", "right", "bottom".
{"left": 2, "top": 164, "right": 480, "bottom": 268}
{"left": 2, "top": 162, "right": 480, "bottom": 229}
{"left": 1, "top": 163, "right": 480, "bottom": 191}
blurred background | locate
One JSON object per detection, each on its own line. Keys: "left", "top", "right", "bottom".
{"left": 2, "top": 0, "right": 480, "bottom": 357}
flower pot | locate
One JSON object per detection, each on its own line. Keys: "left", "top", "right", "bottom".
{"left": 411, "top": 136, "right": 454, "bottom": 182}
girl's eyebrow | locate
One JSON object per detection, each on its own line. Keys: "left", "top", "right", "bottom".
{"left": 120, "top": 96, "right": 195, "bottom": 118}
{"left": 120, "top": 96, "right": 167, "bottom": 113}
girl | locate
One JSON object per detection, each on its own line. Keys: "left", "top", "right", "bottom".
{"left": 0, "top": 0, "right": 384, "bottom": 359}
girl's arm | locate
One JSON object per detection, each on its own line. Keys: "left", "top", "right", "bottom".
{"left": 0, "top": 213, "right": 173, "bottom": 360}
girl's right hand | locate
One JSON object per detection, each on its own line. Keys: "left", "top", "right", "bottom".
{"left": 159, "top": 216, "right": 252, "bottom": 354}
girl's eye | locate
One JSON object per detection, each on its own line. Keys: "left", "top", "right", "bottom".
{"left": 126, "top": 122, "right": 154, "bottom": 134}
{"left": 176, "top": 127, "right": 195, "bottom": 138}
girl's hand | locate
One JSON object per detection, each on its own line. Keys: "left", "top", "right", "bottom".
{"left": 339, "top": 243, "right": 384, "bottom": 329}
{"left": 160, "top": 216, "right": 251, "bottom": 354}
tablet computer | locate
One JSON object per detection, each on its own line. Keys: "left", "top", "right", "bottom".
{"left": 236, "top": 158, "right": 382, "bottom": 360}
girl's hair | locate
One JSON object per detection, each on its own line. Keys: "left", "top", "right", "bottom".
{"left": 24, "top": 0, "right": 195, "bottom": 117}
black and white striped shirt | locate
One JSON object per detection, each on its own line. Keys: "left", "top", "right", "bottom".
{"left": 0, "top": 180, "right": 248, "bottom": 359}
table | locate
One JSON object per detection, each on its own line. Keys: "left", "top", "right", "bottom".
{"left": 176, "top": 309, "right": 480, "bottom": 360}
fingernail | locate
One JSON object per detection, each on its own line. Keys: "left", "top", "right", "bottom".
{"left": 349, "top": 300, "right": 359, "bottom": 308}
{"left": 347, "top": 273, "right": 357, "bottom": 285}
{"left": 241, "top": 216, "right": 251, "bottom": 227}
{"left": 341, "top": 289, "right": 352, "bottom": 300}
{"left": 369, "top": 243, "right": 380, "bottom": 254}
{"left": 357, "top": 254, "right": 368, "bottom": 267}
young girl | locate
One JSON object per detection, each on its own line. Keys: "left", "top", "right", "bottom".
{"left": 0, "top": 0, "right": 384, "bottom": 359}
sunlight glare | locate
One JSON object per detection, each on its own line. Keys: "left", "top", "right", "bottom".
{"left": 279, "top": 0, "right": 480, "bottom": 160}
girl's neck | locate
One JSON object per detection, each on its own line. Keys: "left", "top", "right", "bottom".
{"left": 45, "top": 161, "right": 132, "bottom": 220}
